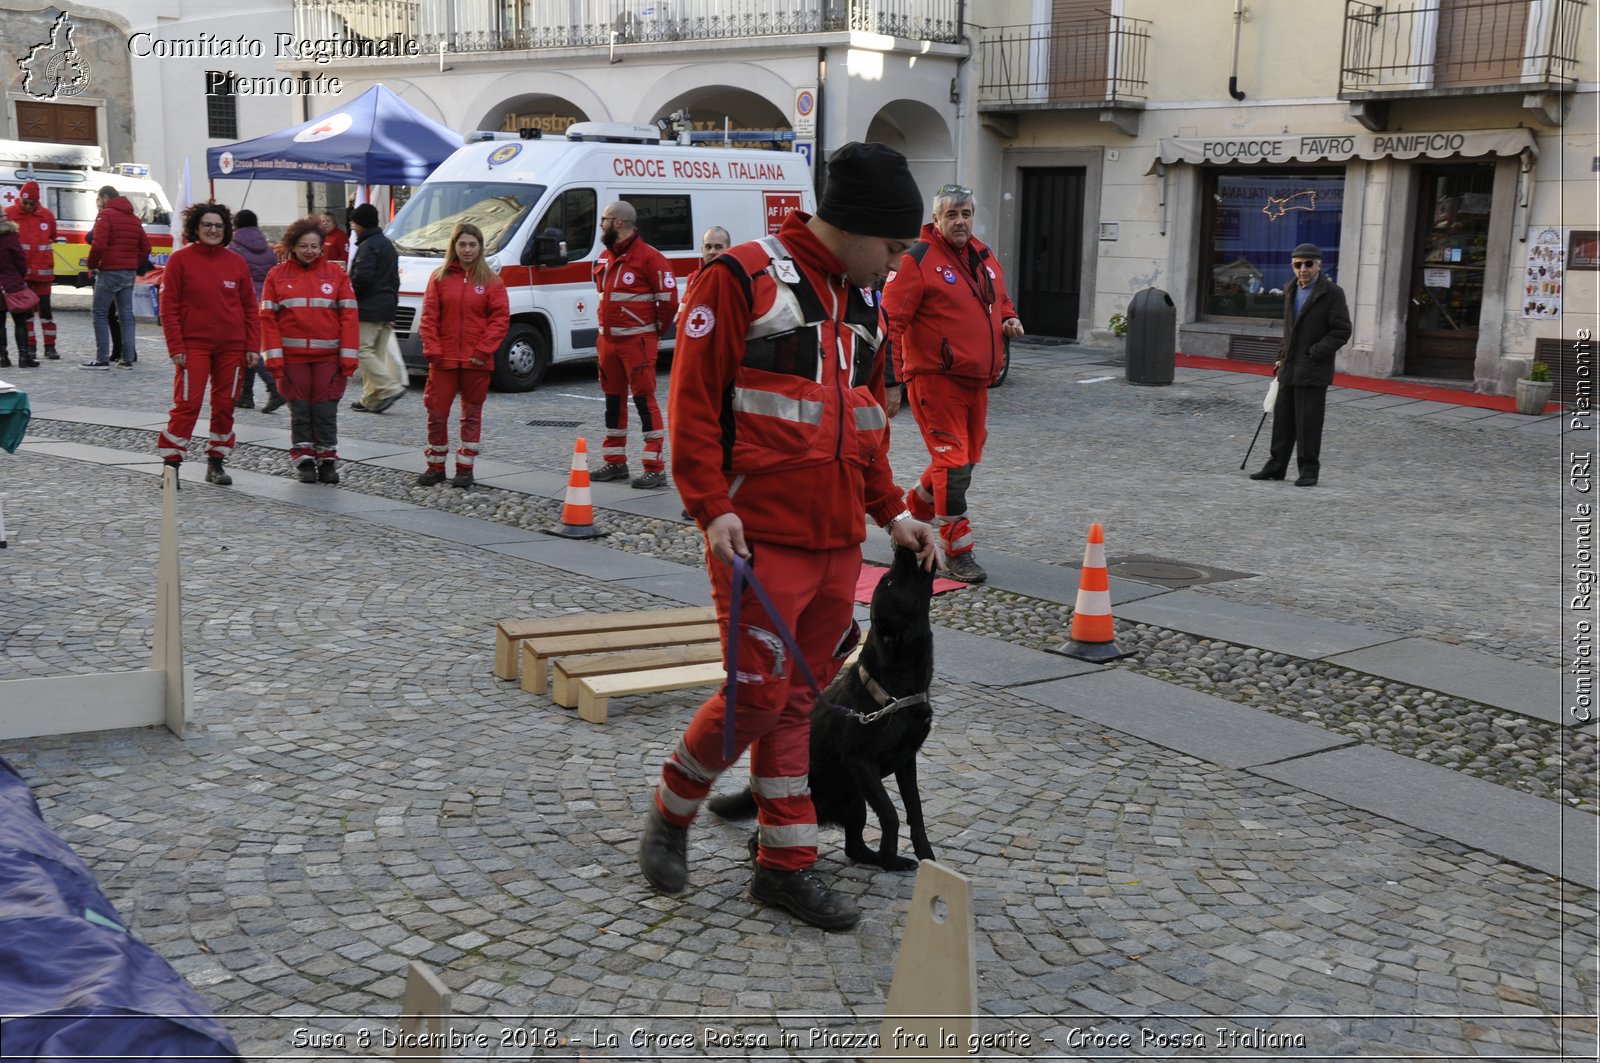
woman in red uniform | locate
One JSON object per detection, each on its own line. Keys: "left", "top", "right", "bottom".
{"left": 259, "top": 217, "right": 359, "bottom": 484}
{"left": 417, "top": 222, "right": 509, "bottom": 488}
{"left": 156, "top": 203, "right": 261, "bottom": 484}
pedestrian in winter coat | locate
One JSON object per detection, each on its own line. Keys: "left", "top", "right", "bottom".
{"left": 0, "top": 218, "right": 35, "bottom": 369}
{"left": 229, "top": 209, "right": 285, "bottom": 413}
{"left": 319, "top": 211, "right": 348, "bottom": 268}
{"left": 259, "top": 217, "right": 360, "bottom": 484}
{"left": 639, "top": 143, "right": 938, "bottom": 931}
{"left": 84, "top": 185, "right": 152, "bottom": 369}
{"left": 3, "top": 180, "right": 60, "bottom": 360}
{"left": 417, "top": 222, "right": 509, "bottom": 488}
{"left": 591, "top": 200, "right": 678, "bottom": 488}
{"left": 347, "top": 202, "right": 407, "bottom": 414}
{"left": 156, "top": 204, "right": 262, "bottom": 485}
{"left": 1248, "top": 242, "right": 1352, "bottom": 488}
{"left": 881, "top": 183, "right": 1024, "bottom": 584}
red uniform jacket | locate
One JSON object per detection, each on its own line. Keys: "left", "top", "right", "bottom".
{"left": 85, "top": 196, "right": 151, "bottom": 272}
{"left": 882, "top": 223, "right": 1017, "bottom": 386}
{"left": 593, "top": 233, "right": 677, "bottom": 340}
{"left": 669, "top": 213, "right": 902, "bottom": 550}
{"left": 259, "top": 256, "right": 359, "bottom": 375}
{"left": 420, "top": 264, "right": 510, "bottom": 370}
{"left": 322, "top": 227, "right": 349, "bottom": 266}
{"left": 4, "top": 190, "right": 57, "bottom": 284}
{"left": 159, "top": 241, "right": 261, "bottom": 355}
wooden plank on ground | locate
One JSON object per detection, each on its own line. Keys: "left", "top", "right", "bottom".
{"left": 875, "top": 862, "right": 975, "bottom": 1058}
{"left": 576, "top": 662, "right": 727, "bottom": 724}
{"left": 552, "top": 643, "right": 726, "bottom": 708}
{"left": 494, "top": 606, "right": 714, "bottom": 680}
{"left": 520, "top": 622, "right": 721, "bottom": 697}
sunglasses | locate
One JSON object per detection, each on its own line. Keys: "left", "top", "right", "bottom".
{"left": 1292, "top": 261, "right": 1319, "bottom": 269}
{"left": 936, "top": 184, "right": 973, "bottom": 198}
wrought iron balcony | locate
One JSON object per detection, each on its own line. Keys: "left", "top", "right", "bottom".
{"left": 1340, "top": 0, "right": 1586, "bottom": 97}
{"left": 291, "top": 0, "right": 962, "bottom": 55}
{"left": 976, "top": 16, "right": 1150, "bottom": 112}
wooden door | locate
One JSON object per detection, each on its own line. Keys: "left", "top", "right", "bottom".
{"left": 1049, "top": 0, "right": 1108, "bottom": 100}
{"left": 1434, "top": 0, "right": 1528, "bottom": 86}
{"left": 1015, "top": 167, "right": 1085, "bottom": 340}
{"left": 1405, "top": 164, "right": 1494, "bottom": 380}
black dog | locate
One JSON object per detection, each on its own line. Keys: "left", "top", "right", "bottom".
{"left": 706, "top": 544, "right": 936, "bottom": 870}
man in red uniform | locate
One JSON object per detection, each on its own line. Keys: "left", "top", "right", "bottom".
{"left": 592, "top": 200, "right": 677, "bottom": 489}
{"left": 639, "top": 143, "right": 938, "bottom": 930}
{"left": 4, "top": 181, "right": 60, "bottom": 360}
{"left": 882, "top": 183, "right": 1024, "bottom": 583}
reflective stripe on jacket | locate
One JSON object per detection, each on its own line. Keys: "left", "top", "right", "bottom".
{"left": 258, "top": 256, "right": 359, "bottom": 372}
{"left": 594, "top": 234, "right": 678, "bottom": 339}
{"left": 3, "top": 204, "right": 57, "bottom": 281}
{"left": 420, "top": 263, "right": 510, "bottom": 370}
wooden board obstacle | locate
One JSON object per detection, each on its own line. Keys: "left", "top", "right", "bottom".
{"left": 497, "top": 607, "right": 726, "bottom": 724}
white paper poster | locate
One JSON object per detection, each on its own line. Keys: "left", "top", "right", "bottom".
{"left": 1523, "top": 227, "right": 1564, "bottom": 318}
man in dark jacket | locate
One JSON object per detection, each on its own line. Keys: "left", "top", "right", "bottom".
{"left": 347, "top": 203, "right": 406, "bottom": 413}
{"left": 1249, "top": 242, "right": 1351, "bottom": 487}
{"left": 82, "top": 186, "right": 152, "bottom": 370}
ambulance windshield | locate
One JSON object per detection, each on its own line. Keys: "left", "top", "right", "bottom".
{"left": 387, "top": 181, "right": 543, "bottom": 257}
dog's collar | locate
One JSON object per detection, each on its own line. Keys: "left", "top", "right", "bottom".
{"left": 853, "top": 663, "right": 929, "bottom": 723}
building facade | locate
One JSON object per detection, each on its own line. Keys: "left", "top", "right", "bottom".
{"left": 4, "top": 0, "right": 1593, "bottom": 397}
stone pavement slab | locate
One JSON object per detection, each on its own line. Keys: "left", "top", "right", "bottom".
{"left": 608, "top": 570, "right": 715, "bottom": 606}
{"left": 932, "top": 625, "right": 1106, "bottom": 687}
{"left": 1117, "top": 588, "right": 1399, "bottom": 659}
{"left": 599, "top": 490, "right": 696, "bottom": 523}
{"left": 356, "top": 506, "right": 550, "bottom": 546}
{"left": 1338, "top": 394, "right": 1427, "bottom": 411}
{"left": 23, "top": 404, "right": 167, "bottom": 429}
{"left": 1414, "top": 404, "right": 1513, "bottom": 422}
{"left": 1015, "top": 669, "right": 1356, "bottom": 769}
{"left": 227, "top": 470, "right": 419, "bottom": 515}
{"left": 860, "top": 531, "right": 1169, "bottom": 607}
{"left": 1253, "top": 744, "right": 1599, "bottom": 890}
{"left": 1326, "top": 637, "right": 1567, "bottom": 725}
{"left": 473, "top": 469, "right": 570, "bottom": 498}
{"left": 482, "top": 536, "right": 693, "bottom": 581}
{"left": 322, "top": 437, "right": 417, "bottom": 462}
{"left": 19, "top": 440, "right": 171, "bottom": 466}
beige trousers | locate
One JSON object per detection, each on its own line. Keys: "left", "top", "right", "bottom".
{"left": 357, "top": 322, "right": 406, "bottom": 406}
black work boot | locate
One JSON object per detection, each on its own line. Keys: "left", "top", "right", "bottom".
{"left": 416, "top": 468, "right": 447, "bottom": 487}
{"left": 0, "top": 352, "right": 10, "bottom": 369}
{"left": 205, "top": 457, "right": 232, "bottom": 486}
{"left": 296, "top": 463, "right": 319, "bottom": 484}
{"left": 235, "top": 392, "right": 255, "bottom": 410}
{"left": 749, "top": 865, "right": 860, "bottom": 930}
{"left": 18, "top": 353, "right": 39, "bottom": 368}
{"left": 43, "top": 345, "right": 59, "bottom": 360}
{"left": 590, "top": 463, "right": 630, "bottom": 483}
{"left": 318, "top": 461, "right": 340, "bottom": 485}
{"left": 638, "top": 804, "right": 689, "bottom": 894}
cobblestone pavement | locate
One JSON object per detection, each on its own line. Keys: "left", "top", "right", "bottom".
{"left": 2, "top": 309, "right": 1594, "bottom": 1060}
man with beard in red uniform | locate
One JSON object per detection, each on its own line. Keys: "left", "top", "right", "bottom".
{"left": 638, "top": 143, "right": 939, "bottom": 931}
{"left": 4, "top": 181, "right": 60, "bottom": 361}
{"left": 592, "top": 200, "right": 677, "bottom": 488}
{"left": 882, "top": 183, "right": 1023, "bottom": 584}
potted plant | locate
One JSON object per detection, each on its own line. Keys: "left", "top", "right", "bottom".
{"left": 1515, "top": 360, "right": 1554, "bottom": 415}
{"left": 1089, "top": 311, "right": 1128, "bottom": 353}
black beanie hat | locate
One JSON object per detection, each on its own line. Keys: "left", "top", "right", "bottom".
{"left": 350, "top": 203, "right": 381, "bottom": 229}
{"left": 817, "top": 142, "right": 924, "bottom": 239}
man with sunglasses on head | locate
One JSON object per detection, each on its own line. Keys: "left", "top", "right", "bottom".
{"left": 881, "top": 183, "right": 1023, "bottom": 583}
{"left": 1249, "top": 242, "right": 1350, "bottom": 488}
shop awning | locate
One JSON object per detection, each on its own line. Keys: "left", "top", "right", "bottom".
{"left": 1146, "top": 128, "right": 1537, "bottom": 172}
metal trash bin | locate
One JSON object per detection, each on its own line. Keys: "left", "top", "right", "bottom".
{"left": 1125, "top": 287, "right": 1176, "bottom": 386}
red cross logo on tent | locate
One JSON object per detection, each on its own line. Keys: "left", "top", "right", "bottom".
{"left": 309, "top": 119, "right": 338, "bottom": 136}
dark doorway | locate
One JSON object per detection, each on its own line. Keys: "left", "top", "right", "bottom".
{"left": 1015, "top": 167, "right": 1085, "bottom": 339}
{"left": 1405, "top": 163, "right": 1494, "bottom": 380}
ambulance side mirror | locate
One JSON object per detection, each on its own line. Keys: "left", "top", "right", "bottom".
{"left": 526, "top": 232, "right": 566, "bottom": 268}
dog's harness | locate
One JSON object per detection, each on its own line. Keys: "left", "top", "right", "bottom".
{"left": 723, "top": 556, "right": 915, "bottom": 757}
{"left": 852, "top": 663, "right": 929, "bottom": 724}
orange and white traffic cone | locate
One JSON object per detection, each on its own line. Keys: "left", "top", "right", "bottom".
{"left": 1060, "top": 522, "right": 1133, "bottom": 662}
{"left": 547, "top": 438, "right": 604, "bottom": 540}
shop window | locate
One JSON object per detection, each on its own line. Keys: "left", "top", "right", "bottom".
{"left": 1200, "top": 169, "right": 1344, "bottom": 322}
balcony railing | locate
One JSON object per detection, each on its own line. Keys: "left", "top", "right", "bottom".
{"left": 291, "top": 0, "right": 962, "bottom": 55}
{"left": 1341, "top": 0, "right": 1586, "bottom": 95}
{"left": 976, "top": 16, "right": 1150, "bottom": 107}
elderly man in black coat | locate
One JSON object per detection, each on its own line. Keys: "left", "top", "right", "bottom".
{"left": 1249, "top": 242, "right": 1351, "bottom": 487}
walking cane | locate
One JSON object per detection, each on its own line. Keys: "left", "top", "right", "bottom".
{"left": 1240, "top": 376, "right": 1279, "bottom": 470}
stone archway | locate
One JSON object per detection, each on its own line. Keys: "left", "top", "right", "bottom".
{"left": 648, "top": 86, "right": 790, "bottom": 141}
{"left": 864, "top": 99, "right": 954, "bottom": 200}
{"left": 482, "top": 93, "right": 592, "bottom": 138}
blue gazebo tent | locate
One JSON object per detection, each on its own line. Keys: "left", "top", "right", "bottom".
{"left": 205, "top": 83, "right": 459, "bottom": 187}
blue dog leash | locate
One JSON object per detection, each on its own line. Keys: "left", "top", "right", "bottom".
{"left": 721, "top": 554, "right": 926, "bottom": 761}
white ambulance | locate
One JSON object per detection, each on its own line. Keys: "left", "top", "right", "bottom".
{"left": 383, "top": 123, "right": 815, "bottom": 391}
{"left": 0, "top": 139, "right": 175, "bottom": 284}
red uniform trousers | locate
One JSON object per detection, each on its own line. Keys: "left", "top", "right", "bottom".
{"left": 277, "top": 359, "right": 347, "bottom": 465}
{"left": 19, "top": 280, "right": 54, "bottom": 352}
{"left": 597, "top": 334, "right": 665, "bottom": 473}
{"left": 423, "top": 366, "right": 492, "bottom": 475}
{"left": 654, "top": 542, "right": 862, "bottom": 872}
{"left": 904, "top": 373, "right": 988, "bottom": 556}
{"left": 157, "top": 349, "right": 244, "bottom": 462}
